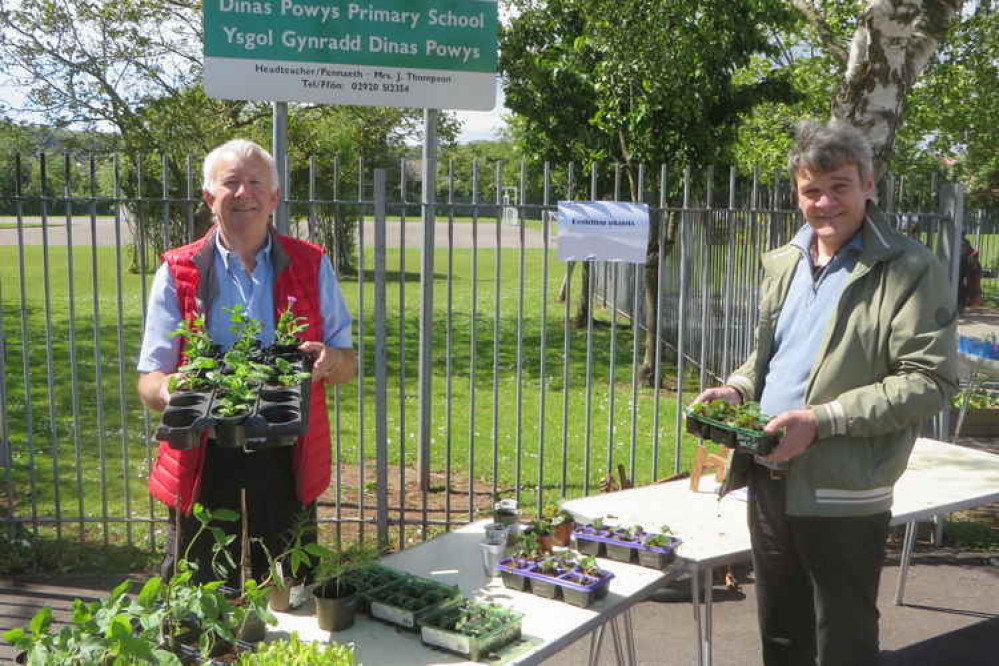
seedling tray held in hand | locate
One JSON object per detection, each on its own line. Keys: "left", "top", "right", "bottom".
{"left": 685, "top": 408, "right": 778, "bottom": 456}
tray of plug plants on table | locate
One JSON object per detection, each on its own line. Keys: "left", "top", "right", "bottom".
{"left": 419, "top": 600, "right": 524, "bottom": 662}
{"left": 496, "top": 533, "right": 615, "bottom": 608}
{"left": 155, "top": 300, "right": 315, "bottom": 452}
{"left": 572, "top": 520, "right": 681, "bottom": 569}
{"left": 685, "top": 399, "right": 779, "bottom": 456}
{"left": 362, "top": 573, "right": 464, "bottom": 630}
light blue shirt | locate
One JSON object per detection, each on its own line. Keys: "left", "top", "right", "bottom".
{"left": 758, "top": 224, "right": 863, "bottom": 419}
{"left": 137, "top": 234, "right": 352, "bottom": 373}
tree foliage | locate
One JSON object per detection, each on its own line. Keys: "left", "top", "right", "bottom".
{"left": 499, "top": 0, "right": 799, "bottom": 196}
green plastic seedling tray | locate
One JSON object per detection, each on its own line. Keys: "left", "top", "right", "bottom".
{"left": 685, "top": 409, "right": 778, "bottom": 456}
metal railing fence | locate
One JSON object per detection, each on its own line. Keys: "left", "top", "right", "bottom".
{"left": 0, "top": 152, "right": 972, "bottom": 555}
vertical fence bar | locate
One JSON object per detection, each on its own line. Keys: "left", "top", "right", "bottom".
{"left": 355, "top": 157, "right": 367, "bottom": 544}
{"left": 395, "top": 156, "right": 407, "bottom": 546}
{"left": 600, "top": 163, "right": 616, "bottom": 478}
{"left": 136, "top": 155, "right": 157, "bottom": 548}
{"left": 373, "top": 169, "right": 389, "bottom": 550}
{"left": 651, "top": 163, "right": 668, "bottom": 481}
{"left": 515, "top": 160, "right": 526, "bottom": 507}
{"left": 445, "top": 160, "right": 455, "bottom": 528}
{"left": 89, "top": 154, "right": 110, "bottom": 544}
{"left": 537, "top": 162, "right": 551, "bottom": 507}
{"left": 721, "top": 167, "right": 736, "bottom": 379}
{"left": 63, "top": 152, "right": 84, "bottom": 538}
{"left": 491, "top": 163, "right": 502, "bottom": 505}
{"left": 184, "top": 156, "right": 195, "bottom": 242}
{"left": 563, "top": 163, "right": 577, "bottom": 494}
{"left": 674, "top": 167, "right": 691, "bottom": 473}
{"left": 112, "top": 155, "right": 133, "bottom": 545}
{"left": 14, "top": 154, "right": 38, "bottom": 533}
{"left": 38, "top": 153, "right": 62, "bottom": 539}
{"left": 628, "top": 166, "right": 644, "bottom": 483}
{"left": 699, "top": 168, "right": 713, "bottom": 390}
{"left": 468, "top": 159, "right": 479, "bottom": 521}
{"left": 0, "top": 273, "right": 11, "bottom": 521}
{"left": 330, "top": 156, "right": 342, "bottom": 548}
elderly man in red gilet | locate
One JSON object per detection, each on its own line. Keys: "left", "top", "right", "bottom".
{"left": 137, "top": 139, "right": 356, "bottom": 583}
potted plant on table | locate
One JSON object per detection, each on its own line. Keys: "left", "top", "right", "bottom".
{"left": 271, "top": 296, "right": 309, "bottom": 358}
{"left": 312, "top": 543, "right": 376, "bottom": 632}
{"left": 523, "top": 516, "right": 554, "bottom": 554}
{"left": 542, "top": 504, "right": 576, "bottom": 547}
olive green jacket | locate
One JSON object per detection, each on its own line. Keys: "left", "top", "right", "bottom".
{"left": 721, "top": 216, "right": 959, "bottom": 517}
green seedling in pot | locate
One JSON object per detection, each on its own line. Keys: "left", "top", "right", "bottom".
{"left": 273, "top": 356, "right": 312, "bottom": 387}
{"left": 577, "top": 556, "right": 600, "bottom": 576}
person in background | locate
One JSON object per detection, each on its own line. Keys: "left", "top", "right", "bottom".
{"left": 137, "top": 139, "right": 356, "bottom": 584}
{"left": 958, "top": 235, "right": 983, "bottom": 310}
{"left": 694, "top": 119, "right": 957, "bottom": 666}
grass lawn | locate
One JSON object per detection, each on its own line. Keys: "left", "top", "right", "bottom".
{"left": 0, "top": 241, "right": 705, "bottom": 551}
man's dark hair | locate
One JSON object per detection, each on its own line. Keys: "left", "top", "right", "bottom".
{"left": 788, "top": 119, "right": 874, "bottom": 184}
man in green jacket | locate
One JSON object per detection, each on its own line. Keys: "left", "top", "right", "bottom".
{"left": 695, "top": 119, "right": 957, "bottom": 666}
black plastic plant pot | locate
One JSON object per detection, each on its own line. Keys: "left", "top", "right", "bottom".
{"left": 314, "top": 587, "right": 358, "bottom": 632}
{"left": 496, "top": 557, "right": 532, "bottom": 592}
{"left": 574, "top": 536, "right": 605, "bottom": 557}
{"left": 637, "top": 548, "right": 673, "bottom": 569}
{"left": 207, "top": 640, "right": 255, "bottom": 665}
{"left": 212, "top": 411, "right": 249, "bottom": 449}
{"left": 258, "top": 387, "right": 297, "bottom": 403}
{"left": 736, "top": 430, "right": 778, "bottom": 456}
{"left": 605, "top": 542, "right": 637, "bottom": 563}
{"left": 156, "top": 390, "right": 213, "bottom": 449}
{"left": 260, "top": 404, "right": 300, "bottom": 425}
{"left": 235, "top": 609, "right": 266, "bottom": 643}
{"left": 686, "top": 416, "right": 708, "bottom": 439}
{"left": 531, "top": 578, "right": 561, "bottom": 600}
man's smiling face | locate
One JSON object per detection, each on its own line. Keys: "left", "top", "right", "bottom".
{"left": 202, "top": 153, "right": 279, "bottom": 241}
{"left": 795, "top": 162, "right": 873, "bottom": 250}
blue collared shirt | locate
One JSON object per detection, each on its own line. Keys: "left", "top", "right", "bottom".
{"left": 758, "top": 224, "right": 863, "bottom": 418}
{"left": 137, "top": 234, "right": 352, "bottom": 373}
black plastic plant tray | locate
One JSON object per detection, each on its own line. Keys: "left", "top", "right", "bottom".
{"left": 156, "top": 390, "right": 214, "bottom": 449}
{"left": 364, "top": 575, "right": 463, "bottom": 630}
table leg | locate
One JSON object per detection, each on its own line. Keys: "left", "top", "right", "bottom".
{"left": 587, "top": 622, "right": 606, "bottom": 666}
{"left": 692, "top": 565, "right": 704, "bottom": 666}
{"left": 894, "top": 520, "right": 918, "bottom": 606}
{"left": 704, "top": 566, "right": 714, "bottom": 666}
{"left": 609, "top": 615, "right": 626, "bottom": 665}
{"left": 623, "top": 608, "right": 638, "bottom": 665}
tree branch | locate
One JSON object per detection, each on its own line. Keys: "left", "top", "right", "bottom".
{"left": 789, "top": 0, "right": 850, "bottom": 64}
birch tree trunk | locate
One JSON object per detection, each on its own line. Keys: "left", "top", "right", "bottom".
{"left": 831, "top": 0, "right": 963, "bottom": 176}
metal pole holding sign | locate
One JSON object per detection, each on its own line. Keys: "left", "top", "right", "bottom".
{"left": 272, "top": 102, "right": 289, "bottom": 234}
{"left": 418, "top": 109, "right": 437, "bottom": 494}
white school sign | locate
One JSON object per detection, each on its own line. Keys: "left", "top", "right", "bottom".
{"left": 203, "top": 0, "right": 498, "bottom": 110}
{"left": 557, "top": 202, "right": 650, "bottom": 264}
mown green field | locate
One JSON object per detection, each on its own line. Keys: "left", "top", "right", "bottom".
{"left": 0, "top": 237, "right": 706, "bottom": 551}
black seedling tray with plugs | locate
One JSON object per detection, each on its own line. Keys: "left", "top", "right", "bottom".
{"left": 685, "top": 410, "right": 778, "bottom": 456}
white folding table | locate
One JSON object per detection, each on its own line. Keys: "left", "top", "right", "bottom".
{"left": 562, "top": 437, "right": 999, "bottom": 666}
{"left": 269, "top": 520, "right": 666, "bottom": 665}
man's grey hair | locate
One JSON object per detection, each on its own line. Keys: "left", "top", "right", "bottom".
{"left": 202, "top": 139, "right": 280, "bottom": 192}
{"left": 788, "top": 119, "right": 874, "bottom": 184}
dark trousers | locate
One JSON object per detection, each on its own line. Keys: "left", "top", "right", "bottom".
{"left": 160, "top": 444, "right": 316, "bottom": 587}
{"left": 748, "top": 463, "right": 890, "bottom": 666}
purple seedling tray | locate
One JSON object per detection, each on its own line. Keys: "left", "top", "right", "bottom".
{"left": 574, "top": 527, "right": 682, "bottom": 557}
{"left": 497, "top": 558, "right": 615, "bottom": 596}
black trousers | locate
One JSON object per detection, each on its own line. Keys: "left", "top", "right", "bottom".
{"left": 748, "top": 463, "right": 890, "bottom": 666}
{"left": 160, "top": 444, "right": 316, "bottom": 587}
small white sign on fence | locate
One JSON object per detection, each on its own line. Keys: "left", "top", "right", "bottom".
{"left": 556, "top": 201, "right": 649, "bottom": 264}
